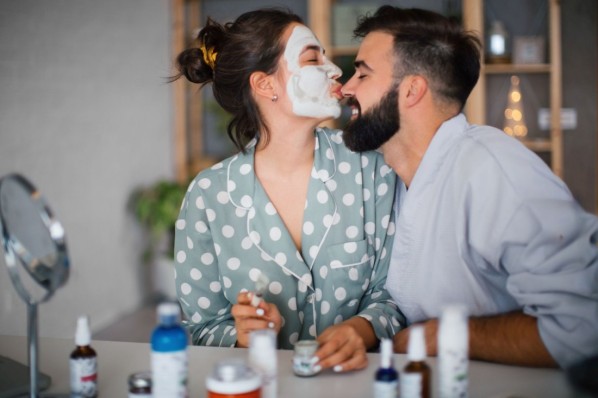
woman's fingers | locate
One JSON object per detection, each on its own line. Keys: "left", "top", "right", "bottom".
{"left": 314, "top": 323, "right": 369, "bottom": 372}
{"left": 328, "top": 346, "right": 368, "bottom": 372}
{"left": 232, "top": 293, "right": 281, "bottom": 347}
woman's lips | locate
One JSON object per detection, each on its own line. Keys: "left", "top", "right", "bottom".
{"left": 331, "top": 84, "right": 343, "bottom": 100}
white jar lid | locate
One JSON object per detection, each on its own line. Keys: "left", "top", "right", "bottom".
{"left": 206, "top": 359, "right": 261, "bottom": 394}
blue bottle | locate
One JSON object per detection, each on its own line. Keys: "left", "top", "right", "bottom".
{"left": 151, "top": 302, "right": 188, "bottom": 397}
{"left": 373, "top": 338, "right": 399, "bottom": 398}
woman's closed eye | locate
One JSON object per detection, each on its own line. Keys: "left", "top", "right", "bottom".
{"left": 300, "top": 48, "right": 323, "bottom": 65}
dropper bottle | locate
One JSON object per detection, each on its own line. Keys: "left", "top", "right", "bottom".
{"left": 70, "top": 315, "right": 98, "bottom": 397}
{"left": 400, "top": 325, "right": 431, "bottom": 398}
{"left": 373, "top": 338, "right": 398, "bottom": 398}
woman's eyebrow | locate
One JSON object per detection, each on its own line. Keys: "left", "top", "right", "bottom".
{"left": 301, "top": 44, "right": 322, "bottom": 54}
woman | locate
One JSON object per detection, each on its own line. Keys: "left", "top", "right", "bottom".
{"left": 172, "top": 8, "right": 403, "bottom": 372}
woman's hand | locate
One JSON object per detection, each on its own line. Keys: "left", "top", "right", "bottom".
{"left": 313, "top": 317, "right": 376, "bottom": 372}
{"left": 231, "top": 291, "right": 282, "bottom": 348}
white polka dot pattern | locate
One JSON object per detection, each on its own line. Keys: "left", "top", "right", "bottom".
{"left": 173, "top": 128, "right": 404, "bottom": 349}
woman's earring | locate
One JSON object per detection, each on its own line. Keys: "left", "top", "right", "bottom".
{"left": 271, "top": 94, "right": 278, "bottom": 102}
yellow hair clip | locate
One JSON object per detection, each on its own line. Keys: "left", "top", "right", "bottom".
{"left": 200, "top": 43, "right": 218, "bottom": 70}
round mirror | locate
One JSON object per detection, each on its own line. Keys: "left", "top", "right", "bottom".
{"left": 0, "top": 174, "right": 69, "bottom": 303}
{"left": 0, "top": 173, "right": 70, "bottom": 397}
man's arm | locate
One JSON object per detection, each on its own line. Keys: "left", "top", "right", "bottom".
{"left": 394, "top": 311, "right": 558, "bottom": 368}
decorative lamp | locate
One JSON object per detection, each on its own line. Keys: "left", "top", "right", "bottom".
{"left": 503, "top": 76, "right": 528, "bottom": 138}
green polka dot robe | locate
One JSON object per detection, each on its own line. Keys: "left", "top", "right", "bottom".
{"left": 174, "top": 128, "right": 405, "bottom": 349}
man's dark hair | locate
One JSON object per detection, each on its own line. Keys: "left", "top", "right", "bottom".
{"left": 354, "top": 6, "right": 481, "bottom": 110}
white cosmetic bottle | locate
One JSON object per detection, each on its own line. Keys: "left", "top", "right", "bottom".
{"left": 248, "top": 329, "right": 278, "bottom": 398}
{"left": 438, "top": 305, "right": 469, "bottom": 398}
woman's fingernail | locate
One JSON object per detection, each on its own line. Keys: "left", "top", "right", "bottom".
{"left": 313, "top": 365, "right": 322, "bottom": 373}
{"left": 256, "top": 308, "right": 265, "bottom": 316}
{"left": 310, "top": 356, "right": 320, "bottom": 365}
{"left": 333, "top": 365, "right": 343, "bottom": 372}
{"left": 268, "top": 322, "right": 275, "bottom": 329}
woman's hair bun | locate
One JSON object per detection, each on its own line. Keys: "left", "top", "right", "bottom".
{"left": 175, "top": 17, "right": 225, "bottom": 85}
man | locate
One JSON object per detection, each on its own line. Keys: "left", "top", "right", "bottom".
{"left": 341, "top": 5, "right": 598, "bottom": 368}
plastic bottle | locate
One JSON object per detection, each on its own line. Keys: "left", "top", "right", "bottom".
{"left": 248, "top": 329, "right": 277, "bottom": 398}
{"left": 438, "top": 305, "right": 469, "bottom": 398}
{"left": 400, "top": 325, "right": 431, "bottom": 398}
{"left": 373, "top": 338, "right": 398, "bottom": 398}
{"left": 151, "top": 302, "right": 188, "bottom": 398}
{"left": 70, "top": 315, "right": 98, "bottom": 397}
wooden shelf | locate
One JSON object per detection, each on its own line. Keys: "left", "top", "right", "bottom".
{"left": 484, "top": 63, "right": 552, "bottom": 74}
{"left": 463, "top": 0, "right": 562, "bottom": 178}
{"left": 520, "top": 138, "right": 553, "bottom": 152}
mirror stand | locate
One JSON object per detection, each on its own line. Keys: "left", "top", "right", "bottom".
{"left": 27, "top": 302, "right": 39, "bottom": 398}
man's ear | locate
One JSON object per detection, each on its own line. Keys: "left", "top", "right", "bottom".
{"left": 250, "top": 71, "right": 275, "bottom": 101}
{"left": 402, "top": 75, "right": 428, "bottom": 107}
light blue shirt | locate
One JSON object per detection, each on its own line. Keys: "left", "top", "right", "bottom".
{"left": 387, "top": 114, "right": 598, "bottom": 368}
{"left": 175, "top": 127, "right": 404, "bottom": 349}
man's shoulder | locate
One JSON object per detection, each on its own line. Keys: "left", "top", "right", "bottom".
{"left": 458, "top": 123, "right": 539, "bottom": 168}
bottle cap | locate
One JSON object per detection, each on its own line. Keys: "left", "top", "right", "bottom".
{"left": 441, "top": 305, "right": 468, "bottom": 326}
{"left": 75, "top": 315, "right": 91, "bottom": 346}
{"left": 249, "top": 329, "right": 276, "bottom": 352}
{"left": 439, "top": 304, "right": 469, "bottom": 348}
{"left": 407, "top": 325, "right": 426, "bottom": 361}
{"left": 156, "top": 302, "right": 180, "bottom": 325}
{"left": 294, "top": 340, "right": 319, "bottom": 356}
{"left": 206, "top": 359, "right": 261, "bottom": 394}
{"left": 128, "top": 371, "right": 152, "bottom": 390}
{"left": 380, "top": 338, "right": 394, "bottom": 368}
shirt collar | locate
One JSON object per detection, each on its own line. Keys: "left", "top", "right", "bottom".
{"left": 227, "top": 129, "right": 338, "bottom": 209}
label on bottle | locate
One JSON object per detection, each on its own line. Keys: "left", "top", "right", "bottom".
{"left": 373, "top": 380, "right": 398, "bottom": 398}
{"left": 151, "top": 350, "right": 188, "bottom": 397}
{"left": 439, "top": 351, "right": 468, "bottom": 398}
{"left": 70, "top": 357, "right": 98, "bottom": 397}
{"left": 400, "top": 372, "right": 423, "bottom": 398}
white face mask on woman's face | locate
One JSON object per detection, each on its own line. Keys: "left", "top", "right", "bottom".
{"left": 284, "top": 25, "right": 342, "bottom": 119}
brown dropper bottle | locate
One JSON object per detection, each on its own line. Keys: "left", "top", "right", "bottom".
{"left": 401, "top": 325, "right": 431, "bottom": 398}
{"left": 70, "top": 315, "right": 98, "bottom": 397}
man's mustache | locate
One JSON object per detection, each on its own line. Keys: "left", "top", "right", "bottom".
{"left": 344, "top": 97, "right": 361, "bottom": 114}
{"left": 345, "top": 97, "right": 358, "bottom": 107}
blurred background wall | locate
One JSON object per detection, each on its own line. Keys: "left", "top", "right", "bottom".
{"left": 0, "top": 0, "right": 173, "bottom": 337}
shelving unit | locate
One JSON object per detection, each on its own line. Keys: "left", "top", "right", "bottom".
{"left": 310, "top": 0, "right": 563, "bottom": 178}
{"left": 463, "top": 0, "right": 563, "bottom": 177}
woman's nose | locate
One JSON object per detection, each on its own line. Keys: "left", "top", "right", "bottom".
{"left": 323, "top": 59, "right": 342, "bottom": 80}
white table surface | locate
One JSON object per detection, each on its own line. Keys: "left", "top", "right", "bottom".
{"left": 0, "top": 335, "right": 572, "bottom": 397}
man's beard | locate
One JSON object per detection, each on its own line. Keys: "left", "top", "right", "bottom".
{"left": 343, "top": 85, "right": 400, "bottom": 152}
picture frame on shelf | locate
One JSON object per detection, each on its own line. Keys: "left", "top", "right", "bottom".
{"left": 513, "top": 36, "right": 546, "bottom": 64}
